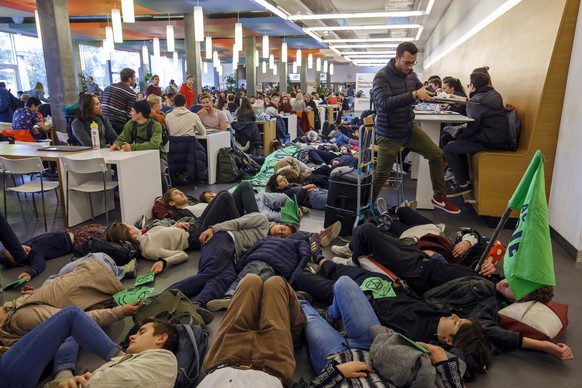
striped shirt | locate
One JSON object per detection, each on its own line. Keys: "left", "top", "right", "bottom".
{"left": 101, "top": 82, "right": 136, "bottom": 125}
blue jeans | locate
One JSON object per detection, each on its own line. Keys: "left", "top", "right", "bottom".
{"left": 307, "top": 189, "right": 328, "bottom": 210}
{"left": 300, "top": 276, "right": 380, "bottom": 374}
{"left": 225, "top": 261, "right": 276, "bottom": 297}
{"left": 443, "top": 139, "right": 488, "bottom": 185}
{"left": 42, "top": 253, "right": 125, "bottom": 286}
{"left": 0, "top": 306, "right": 120, "bottom": 387}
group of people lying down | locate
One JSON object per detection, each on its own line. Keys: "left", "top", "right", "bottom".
{"left": 0, "top": 189, "right": 573, "bottom": 387}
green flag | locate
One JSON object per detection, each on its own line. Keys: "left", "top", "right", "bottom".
{"left": 503, "top": 150, "right": 555, "bottom": 300}
{"left": 280, "top": 195, "right": 301, "bottom": 225}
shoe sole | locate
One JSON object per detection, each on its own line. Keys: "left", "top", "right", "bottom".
{"left": 331, "top": 245, "right": 351, "bottom": 258}
{"left": 206, "top": 299, "right": 231, "bottom": 312}
{"left": 431, "top": 201, "right": 461, "bottom": 214}
{"left": 321, "top": 221, "right": 341, "bottom": 247}
{"left": 446, "top": 188, "right": 472, "bottom": 198}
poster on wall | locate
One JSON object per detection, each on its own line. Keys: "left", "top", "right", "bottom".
{"left": 356, "top": 73, "right": 374, "bottom": 98}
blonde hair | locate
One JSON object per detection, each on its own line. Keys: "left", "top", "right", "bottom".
{"left": 147, "top": 94, "right": 162, "bottom": 108}
{"left": 35, "top": 82, "right": 44, "bottom": 93}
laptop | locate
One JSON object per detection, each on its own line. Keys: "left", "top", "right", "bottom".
{"left": 38, "top": 145, "right": 92, "bottom": 152}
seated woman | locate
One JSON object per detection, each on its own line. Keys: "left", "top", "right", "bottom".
{"left": 292, "top": 93, "right": 306, "bottom": 112}
{"left": 279, "top": 95, "right": 294, "bottom": 114}
{"left": 233, "top": 97, "right": 256, "bottom": 122}
{"left": 71, "top": 94, "right": 117, "bottom": 147}
{"left": 147, "top": 94, "right": 166, "bottom": 126}
{"left": 267, "top": 173, "right": 328, "bottom": 210}
{"left": 301, "top": 276, "right": 466, "bottom": 387}
{"left": 441, "top": 77, "right": 468, "bottom": 115}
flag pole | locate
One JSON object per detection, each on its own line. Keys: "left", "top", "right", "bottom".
{"left": 473, "top": 207, "right": 512, "bottom": 272}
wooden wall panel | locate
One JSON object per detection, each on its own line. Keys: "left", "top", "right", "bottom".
{"left": 424, "top": 0, "right": 580, "bottom": 217}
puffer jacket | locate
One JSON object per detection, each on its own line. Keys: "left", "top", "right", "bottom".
{"left": 234, "top": 236, "right": 310, "bottom": 283}
{"left": 372, "top": 58, "right": 423, "bottom": 141}
{"left": 167, "top": 135, "right": 207, "bottom": 184}
{"left": 460, "top": 87, "right": 509, "bottom": 149}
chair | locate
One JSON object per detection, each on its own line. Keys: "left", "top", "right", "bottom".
{"left": 0, "top": 156, "right": 60, "bottom": 232}
{"left": 62, "top": 157, "right": 118, "bottom": 227}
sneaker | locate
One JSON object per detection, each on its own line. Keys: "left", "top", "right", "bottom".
{"left": 447, "top": 184, "right": 472, "bottom": 198}
{"left": 191, "top": 301, "right": 214, "bottom": 325}
{"left": 295, "top": 290, "right": 313, "bottom": 304}
{"left": 331, "top": 257, "right": 357, "bottom": 266}
{"left": 305, "top": 262, "right": 321, "bottom": 274}
{"left": 431, "top": 195, "right": 461, "bottom": 214}
{"left": 139, "top": 214, "right": 147, "bottom": 229}
{"left": 206, "top": 297, "right": 232, "bottom": 312}
{"left": 444, "top": 168, "right": 455, "bottom": 182}
{"left": 320, "top": 221, "right": 341, "bottom": 247}
{"left": 331, "top": 243, "right": 352, "bottom": 258}
{"left": 123, "top": 258, "right": 138, "bottom": 279}
{"left": 309, "top": 233, "right": 322, "bottom": 260}
{"left": 376, "top": 197, "right": 388, "bottom": 214}
{"left": 399, "top": 200, "right": 418, "bottom": 210}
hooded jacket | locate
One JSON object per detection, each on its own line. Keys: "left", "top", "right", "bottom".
{"left": 165, "top": 106, "right": 206, "bottom": 136}
{"left": 459, "top": 87, "right": 509, "bottom": 149}
{"left": 372, "top": 58, "right": 423, "bottom": 141}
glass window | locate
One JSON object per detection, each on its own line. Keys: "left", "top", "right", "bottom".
{"left": 0, "top": 32, "right": 15, "bottom": 64}
{"left": 80, "top": 44, "right": 109, "bottom": 90}
{"left": 151, "top": 55, "right": 183, "bottom": 91}
{"left": 13, "top": 34, "right": 48, "bottom": 94}
{"left": 0, "top": 67, "right": 18, "bottom": 92}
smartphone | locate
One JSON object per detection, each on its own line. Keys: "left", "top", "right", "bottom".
{"left": 426, "top": 85, "right": 435, "bottom": 93}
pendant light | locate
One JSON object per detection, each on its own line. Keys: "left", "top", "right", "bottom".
{"left": 281, "top": 42, "right": 288, "bottom": 63}
{"left": 316, "top": 57, "right": 321, "bottom": 71}
{"left": 121, "top": 0, "right": 135, "bottom": 23}
{"left": 153, "top": 38, "right": 160, "bottom": 57}
{"left": 296, "top": 49, "right": 302, "bottom": 66}
{"left": 205, "top": 36, "right": 212, "bottom": 60}
{"left": 34, "top": 10, "right": 42, "bottom": 40}
{"left": 194, "top": 6, "right": 204, "bottom": 42}
{"left": 262, "top": 34, "right": 269, "bottom": 59}
{"left": 166, "top": 24, "right": 175, "bottom": 52}
{"left": 111, "top": 8, "right": 123, "bottom": 43}
{"left": 235, "top": 22, "right": 243, "bottom": 51}
{"left": 308, "top": 53, "right": 313, "bottom": 69}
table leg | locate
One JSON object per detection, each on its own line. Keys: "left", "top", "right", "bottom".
{"left": 414, "top": 121, "right": 441, "bottom": 210}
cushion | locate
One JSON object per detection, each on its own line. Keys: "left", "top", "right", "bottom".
{"left": 498, "top": 301, "right": 568, "bottom": 342}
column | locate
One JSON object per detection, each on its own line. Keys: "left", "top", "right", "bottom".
{"left": 36, "top": 0, "right": 77, "bottom": 134}
{"left": 300, "top": 55, "right": 307, "bottom": 93}
{"left": 326, "top": 66, "right": 331, "bottom": 93}
{"left": 72, "top": 41, "right": 83, "bottom": 93}
{"left": 140, "top": 45, "right": 149, "bottom": 92}
{"left": 245, "top": 36, "right": 256, "bottom": 97}
{"left": 183, "top": 13, "right": 202, "bottom": 97}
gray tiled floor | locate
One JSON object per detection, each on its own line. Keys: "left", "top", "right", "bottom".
{"left": 1, "top": 174, "right": 581, "bottom": 386}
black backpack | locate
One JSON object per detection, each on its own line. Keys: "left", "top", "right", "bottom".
{"left": 233, "top": 148, "right": 261, "bottom": 179}
{"left": 506, "top": 105, "right": 522, "bottom": 151}
{"left": 172, "top": 313, "right": 209, "bottom": 387}
{"left": 132, "top": 118, "right": 169, "bottom": 146}
{"left": 217, "top": 147, "right": 239, "bottom": 183}
{"left": 9, "top": 93, "right": 20, "bottom": 111}
{"left": 73, "top": 238, "right": 137, "bottom": 266}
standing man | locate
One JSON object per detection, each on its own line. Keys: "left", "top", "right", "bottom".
{"left": 197, "top": 93, "right": 228, "bottom": 131}
{"left": 86, "top": 76, "right": 102, "bottom": 95}
{"left": 146, "top": 74, "right": 162, "bottom": 97}
{"left": 372, "top": 42, "right": 460, "bottom": 214}
{"left": 179, "top": 75, "right": 195, "bottom": 108}
{"left": 101, "top": 68, "right": 137, "bottom": 134}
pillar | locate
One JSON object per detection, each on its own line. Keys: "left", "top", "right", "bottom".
{"left": 72, "top": 41, "right": 83, "bottom": 93}
{"left": 183, "top": 13, "right": 202, "bottom": 97}
{"left": 36, "top": 0, "right": 77, "bottom": 134}
{"left": 300, "top": 55, "right": 307, "bottom": 93}
{"left": 245, "top": 36, "right": 257, "bottom": 97}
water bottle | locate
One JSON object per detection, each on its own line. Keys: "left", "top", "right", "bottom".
{"left": 45, "top": 115, "right": 52, "bottom": 126}
{"left": 90, "top": 121, "right": 100, "bottom": 149}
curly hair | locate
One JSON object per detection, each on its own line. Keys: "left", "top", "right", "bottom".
{"left": 520, "top": 285, "right": 554, "bottom": 304}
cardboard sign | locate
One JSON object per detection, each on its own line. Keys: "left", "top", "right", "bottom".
{"left": 113, "top": 286, "right": 155, "bottom": 306}
{"left": 134, "top": 272, "right": 155, "bottom": 287}
{"left": 360, "top": 277, "right": 396, "bottom": 299}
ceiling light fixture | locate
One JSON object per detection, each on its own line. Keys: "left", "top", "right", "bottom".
{"left": 426, "top": 0, "right": 436, "bottom": 15}
{"left": 323, "top": 38, "right": 414, "bottom": 43}
{"left": 262, "top": 60, "right": 267, "bottom": 74}
{"left": 289, "top": 10, "right": 424, "bottom": 20}
{"left": 262, "top": 34, "right": 269, "bottom": 59}
{"left": 235, "top": 22, "right": 243, "bottom": 51}
{"left": 292, "top": 61, "right": 298, "bottom": 73}
{"left": 121, "top": 0, "right": 135, "bottom": 23}
{"left": 34, "top": 10, "right": 42, "bottom": 40}
{"left": 205, "top": 36, "right": 212, "bottom": 60}
{"left": 305, "top": 24, "right": 421, "bottom": 32}
{"left": 173, "top": 51, "right": 178, "bottom": 66}
{"left": 338, "top": 51, "right": 396, "bottom": 56}
{"left": 213, "top": 50, "right": 219, "bottom": 67}
{"left": 273, "top": 65, "right": 277, "bottom": 75}
{"left": 253, "top": 0, "right": 289, "bottom": 20}
{"left": 100, "top": 42, "right": 108, "bottom": 63}
{"left": 303, "top": 29, "right": 323, "bottom": 43}
{"left": 296, "top": 49, "right": 302, "bottom": 66}
{"left": 307, "top": 53, "right": 313, "bottom": 69}
{"left": 281, "top": 42, "right": 288, "bottom": 63}
{"left": 194, "top": 5, "right": 204, "bottom": 42}
{"left": 111, "top": 8, "right": 123, "bottom": 43}
{"left": 415, "top": 26, "right": 424, "bottom": 41}
{"left": 329, "top": 63, "right": 334, "bottom": 75}
{"left": 330, "top": 43, "right": 399, "bottom": 49}
{"left": 269, "top": 54, "right": 275, "bottom": 69}
{"left": 141, "top": 44, "right": 148, "bottom": 62}
{"left": 323, "top": 60, "right": 328, "bottom": 73}
{"left": 105, "top": 27, "right": 114, "bottom": 53}
{"left": 153, "top": 37, "right": 160, "bottom": 57}
{"left": 233, "top": 44, "right": 239, "bottom": 66}
{"left": 166, "top": 25, "right": 175, "bottom": 52}
{"left": 316, "top": 57, "right": 321, "bottom": 71}
{"left": 203, "top": 61, "right": 208, "bottom": 74}
{"left": 255, "top": 50, "right": 260, "bottom": 67}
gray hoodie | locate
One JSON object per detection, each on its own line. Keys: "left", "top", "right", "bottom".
{"left": 165, "top": 106, "right": 206, "bottom": 136}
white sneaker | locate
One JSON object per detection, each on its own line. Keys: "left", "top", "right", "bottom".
{"left": 331, "top": 257, "right": 356, "bottom": 266}
{"left": 331, "top": 243, "right": 352, "bottom": 258}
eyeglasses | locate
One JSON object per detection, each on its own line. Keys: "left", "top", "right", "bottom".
{"left": 402, "top": 60, "right": 418, "bottom": 66}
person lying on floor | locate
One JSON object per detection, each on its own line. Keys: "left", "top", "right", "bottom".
{"left": 106, "top": 190, "right": 246, "bottom": 274}
{"left": 293, "top": 258, "right": 573, "bottom": 367}
{"left": 274, "top": 156, "right": 331, "bottom": 189}
{"left": 198, "top": 275, "right": 306, "bottom": 388}
{"left": 335, "top": 206, "right": 488, "bottom": 268}
{"left": 0, "top": 306, "right": 178, "bottom": 388}
{"left": 162, "top": 212, "right": 298, "bottom": 314}
{"left": 267, "top": 173, "right": 328, "bottom": 210}
{"left": 198, "top": 182, "right": 305, "bottom": 221}
{"left": 298, "top": 276, "right": 466, "bottom": 387}
{"left": 0, "top": 258, "right": 141, "bottom": 348}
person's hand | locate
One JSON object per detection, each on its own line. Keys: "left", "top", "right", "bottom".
{"left": 17, "top": 272, "right": 31, "bottom": 282}
{"left": 199, "top": 227, "right": 215, "bottom": 244}
{"left": 122, "top": 300, "right": 143, "bottom": 316}
{"left": 121, "top": 142, "right": 132, "bottom": 152}
{"left": 21, "top": 285, "right": 35, "bottom": 295}
{"left": 336, "top": 361, "right": 374, "bottom": 378}
{"left": 22, "top": 245, "right": 31, "bottom": 255}
{"left": 57, "top": 372, "right": 93, "bottom": 388}
{"left": 303, "top": 184, "right": 316, "bottom": 191}
{"left": 544, "top": 342, "right": 574, "bottom": 361}
{"left": 479, "top": 260, "right": 496, "bottom": 277}
{"left": 150, "top": 261, "right": 164, "bottom": 274}
{"left": 176, "top": 222, "right": 190, "bottom": 231}
{"left": 452, "top": 240, "right": 471, "bottom": 258}
{"left": 416, "top": 86, "right": 435, "bottom": 102}
{"left": 417, "top": 342, "right": 449, "bottom": 364}
{"left": 110, "top": 144, "right": 121, "bottom": 151}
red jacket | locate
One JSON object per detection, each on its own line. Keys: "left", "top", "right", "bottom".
{"left": 179, "top": 84, "right": 195, "bottom": 108}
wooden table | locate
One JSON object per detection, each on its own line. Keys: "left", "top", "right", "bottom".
{"left": 257, "top": 119, "right": 276, "bottom": 156}
{"left": 0, "top": 143, "right": 90, "bottom": 220}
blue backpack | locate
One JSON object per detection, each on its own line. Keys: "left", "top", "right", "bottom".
{"left": 505, "top": 105, "right": 522, "bottom": 151}
{"left": 171, "top": 312, "right": 209, "bottom": 388}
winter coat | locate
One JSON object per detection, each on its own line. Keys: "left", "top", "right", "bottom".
{"left": 167, "top": 135, "right": 208, "bottom": 184}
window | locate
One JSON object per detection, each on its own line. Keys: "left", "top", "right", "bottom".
{"left": 80, "top": 44, "right": 109, "bottom": 90}
{"left": 110, "top": 50, "right": 140, "bottom": 83}
{"left": 150, "top": 55, "right": 183, "bottom": 91}
{"left": 12, "top": 34, "right": 48, "bottom": 94}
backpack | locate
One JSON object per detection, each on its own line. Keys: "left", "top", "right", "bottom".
{"left": 73, "top": 237, "right": 137, "bottom": 266}
{"left": 9, "top": 93, "right": 20, "bottom": 111}
{"left": 216, "top": 147, "right": 239, "bottom": 183}
{"left": 506, "top": 104, "right": 521, "bottom": 151}
{"left": 132, "top": 118, "right": 169, "bottom": 146}
{"left": 233, "top": 148, "right": 261, "bottom": 179}
{"left": 171, "top": 312, "right": 209, "bottom": 388}
{"left": 65, "top": 115, "right": 80, "bottom": 146}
